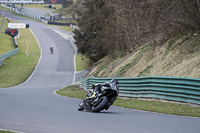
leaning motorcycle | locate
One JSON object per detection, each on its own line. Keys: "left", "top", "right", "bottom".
{"left": 78, "top": 83, "right": 119, "bottom": 112}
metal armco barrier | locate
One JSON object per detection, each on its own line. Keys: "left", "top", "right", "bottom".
{"left": 0, "top": 48, "right": 19, "bottom": 67}
{"left": 80, "top": 77, "right": 200, "bottom": 104}
{"left": 14, "top": 10, "right": 41, "bottom": 20}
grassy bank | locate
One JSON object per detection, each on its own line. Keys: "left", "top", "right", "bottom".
{"left": 0, "top": 16, "right": 15, "bottom": 55}
{"left": 56, "top": 85, "right": 87, "bottom": 99}
{"left": 15, "top": 4, "right": 62, "bottom": 9}
{"left": 87, "top": 33, "right": 200, "bottom": 78}
{"left": 0, "top": 5, "right": 12, "bottom": 11}
{"left": 0, "top": 28, "right": 40, "bottom": 88}
{"left": 75, "top": 54, "right": 90, "bottom": 71}
{"left": 0, "top": 130, "right": 15, "bottom": 133}
{"left": 57, "top": 85, "right": 200, "bottom": 117}
{"left": 51, "top": 25, "right": 74, "bottom": 32}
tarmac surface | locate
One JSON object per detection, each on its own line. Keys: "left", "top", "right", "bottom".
{"left": 0, "top": 10, "right": 200, "bottom": 133}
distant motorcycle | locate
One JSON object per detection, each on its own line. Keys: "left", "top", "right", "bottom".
{"left": 78, "top": 79, "right": 119, "bottom": 112}
{"left": 50, "top": 46, "right": 53, "bottom": 54}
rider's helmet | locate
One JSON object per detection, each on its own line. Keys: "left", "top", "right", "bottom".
{"left": 110, "top": 79, "right": 118, "bottom": 84}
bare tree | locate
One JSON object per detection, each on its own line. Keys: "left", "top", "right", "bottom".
{"left": 74, "top": 0, "right": 200, "bottom": 62}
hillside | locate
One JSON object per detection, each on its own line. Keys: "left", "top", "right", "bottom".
{"left": 87, "top": 33, "right": 200, "bottom": 78}
{"left": 74, "top": 0, "right": 200, "bottom": 62}
{"left": 70, "top": 0, "right": 200, "bottom": 78}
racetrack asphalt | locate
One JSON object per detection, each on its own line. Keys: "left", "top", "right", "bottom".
{"left": 0, "top": 10, "right": 200, "bottom": 133}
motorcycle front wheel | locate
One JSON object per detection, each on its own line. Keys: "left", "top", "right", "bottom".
{"left": 78, "top": 102, "right": 84, "bottom": 111}
{"left": 92, "top": 96, "right": 109, "bottom": 112}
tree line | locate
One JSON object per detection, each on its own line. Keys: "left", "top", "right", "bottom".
{"left": 73, "top": 0, "right": 200, "bottom": 62}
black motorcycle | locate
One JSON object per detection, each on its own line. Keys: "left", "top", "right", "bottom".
{"left": 78, "top": 82, "right": 119, "bottom": 112}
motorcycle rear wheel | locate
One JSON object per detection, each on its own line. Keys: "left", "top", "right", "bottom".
{"left": 92, "top": 96, "right": 109, "bottom": 112}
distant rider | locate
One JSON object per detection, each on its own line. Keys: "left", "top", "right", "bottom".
{"left": 50, "top": 46, "right": 53, "bottom": 54}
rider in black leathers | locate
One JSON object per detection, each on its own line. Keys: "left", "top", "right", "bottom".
{"left": 93, "top": 79, "right": 119, "bottom": 93}
{"left": 90, "top": 79, "right": 119, "bottom": 109}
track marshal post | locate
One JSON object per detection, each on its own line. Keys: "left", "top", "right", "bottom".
{"left": 5, "top": 23, "right": 30, "bottom": 37}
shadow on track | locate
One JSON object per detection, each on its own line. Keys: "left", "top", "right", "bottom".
{"left": 79, "top": 110, "right": 123, "bottom": 115}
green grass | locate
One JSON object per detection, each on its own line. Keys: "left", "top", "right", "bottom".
{"left": 76, "top": 54, "right": 90, "bottom": 71}
{"left": 50, "top": 25, "right": 74, "bottom": 32}
{"left": 57, "top": 85, "right": 87, "bottom": 99}
{"left": 0, "top": 5, "right": 6, "bottom": 10}
{"left": 0, "top": 130, "right": 15, "bottom": 133}
{"left": 113, "top": 98, "right": 200, "bottom": 117}
{"left": 0, "top": 16, "right": 15, "bottom": 55}
{"left": 0, "top": 5, "right": 12, "bottom": 11}
{"left": 0, "top": 28, "right": 40, "bottom": 88}
{"left": 15, "top": 4, "right": 62, "bottom": 10}
{"left": 137, "top": 65, "right": 153, "bottom": 77}
{"left": 56, "top": 84, "right": 200, "bottom": 117}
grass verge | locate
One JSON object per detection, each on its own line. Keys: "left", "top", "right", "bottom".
{"left": 0, "top": 130, "right": 15, "bottom": 133}
{"left": 0, "top": 5, "right": 12, "bottom": 11}
{"left": 15, "top": 4, "right": 62, "bottom": 9}
{"left": 0, "top": 28, "right": 40, "bottom": 88}
{"left": 50, "top": 25, "right": 73, "bottom": 32}
{"left": 56, "top": 84, "right": 200, "bottom": 117}
{"left": 75, "top": 54, "right": 90, "bottom": 71}
{"left": 0, "top": 16, "right": 15, "bottom": 54}
{"left": 56, "top": 85, "right": 87, "bottom": 99}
